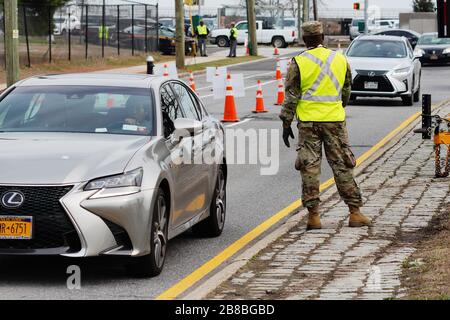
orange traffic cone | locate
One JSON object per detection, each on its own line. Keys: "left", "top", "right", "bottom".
{"left": 107, "top": 94, "right": 114, "bottom": 108}
{"left": 274, "top": 47, "right": 280, "bottom": 56}
{"left": 222, "top": 74, "right": 240, "bottom": 122}
{"left": 163, "top": 64, "right": 169, "bottom": 77}
{"left": 188, "top": 71, "right": 196, "bottom": 92}
{"left": 275, "top": 59, "right": 282, "bottom": 80}
{"left": 275, "top": 78, "right": 285, "bottom": 105}
{"left": 252, "top": 80, "right": 268, "bottom": 113}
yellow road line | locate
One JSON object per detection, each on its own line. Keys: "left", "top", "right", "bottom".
{"left": 155, "top": 109, "right": 424, "bottom": 300}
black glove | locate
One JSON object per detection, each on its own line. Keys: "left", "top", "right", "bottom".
{"left": 282, "top": 126, "right": 295, "bottom": 148}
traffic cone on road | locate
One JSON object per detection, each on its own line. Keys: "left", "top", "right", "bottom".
{"left": 163, "top": 64, "right": 169, "bottom": 77}
{"left": 275, "top": 78, "right": 285, "bottom": 106}
{"left": 188, "top": 71, "right": 196, "bottom": 92}
{"left": 252, "top": 80, "right": 268, "bottom": 113}
{"left": 222, "top": 74, "right": 240, "bottom": 122}
{"left": 274, "top": 47, "right": 280, "bottom": 56}
{"left": 107, "top": 94, "right": 114, "bottom": 108}
{"left": 275, "top": 59, "right": 282, "bottom": 80}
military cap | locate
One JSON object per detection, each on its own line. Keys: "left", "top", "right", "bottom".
{"left": 302, "top": 21, "right": 323, "bottom": 36}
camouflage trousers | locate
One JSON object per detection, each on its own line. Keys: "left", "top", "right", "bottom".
{"left": 296, "top": 121, "right": 363, "bottom": 209}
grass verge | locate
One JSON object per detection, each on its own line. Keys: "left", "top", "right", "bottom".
{"left": 401, "top": 204, "right": 450, "bottom": 300}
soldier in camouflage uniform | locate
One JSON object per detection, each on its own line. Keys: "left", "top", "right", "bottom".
{"left": 280, "top": 21, "right": 371, "bottom": 230}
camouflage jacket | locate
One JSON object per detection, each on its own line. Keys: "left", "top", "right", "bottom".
{"left": 279, "top": 48, "right": 352, "bottom": 128}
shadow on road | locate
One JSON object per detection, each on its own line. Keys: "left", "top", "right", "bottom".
{"left": 349, "top": 98, "right": 411, "bottom": 107}
{"left": 0, "top": 255, "right": 133, "bottom": 285}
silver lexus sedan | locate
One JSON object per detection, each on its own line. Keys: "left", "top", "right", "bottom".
{"left": 0, "top": 73, "right": 227, "bottom": 277}
{"left": 346, "top": 35, "right": 422, "bottom": 106}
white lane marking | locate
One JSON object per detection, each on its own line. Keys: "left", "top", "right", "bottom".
{"left": 196, "top": 71, "right": 277, "bottom": 92}
{"left": 225, "top": 118, "right": 252, "bottom": 127}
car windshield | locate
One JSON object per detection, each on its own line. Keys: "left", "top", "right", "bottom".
{"left": 352, "top": 19, "right": 363, "bottom": 26}
{"left": 347, "top": 40, "right": 407, "bottom": 58}
{"left": 160, "top": 26, "right": 175, "bottom": 37}
{"left": 418, "top": 34, "right": 450, "bottom": 45}
{"left": 0, "top": 86, "right": 154, "bottom": 136}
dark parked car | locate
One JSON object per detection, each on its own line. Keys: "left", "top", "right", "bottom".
{"left": 374, "top": 29, "right": 421, "bottom": 48}
{"left": 159, "top": 26, "right": 195, "bottom": 55}
{"left": 414, "top": 32, "right": 450, "bottom": 64}
{"left": 111, "top": 25, "right": 194, "bottom": 55}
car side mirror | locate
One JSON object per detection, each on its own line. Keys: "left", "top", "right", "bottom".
{"left": 170, "top": 118, "right": 202, "bottom": 144}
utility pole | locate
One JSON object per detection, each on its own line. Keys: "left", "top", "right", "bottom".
{"left": 303, "top": 0, "right": 309, "bottom": 23}
{"left": 297, "top": 0, "right": 302, "bottom": 44}
{"left": 364, "top": 0, "right": 369, "bottom": 34}
{"left": 246, "top": 0, "right": 258, "bottom": 56}
{"left": 312, "top": 0, "right": 318, "bottom": 20}
{"left": 5, "top": 0, "right": 20, "bottom": 86}
{"left": 175, "top": 0, "right": 185, "bottom": 68}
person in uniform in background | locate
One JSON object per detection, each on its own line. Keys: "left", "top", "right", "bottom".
{"left": 98, "top": 24, "right": 109, "bottom": 45}
{"left": 228, "top": 22, "right": 238, "bottom": 58}
{"left": 280, "top": 21, "right": 371, "bottom": 230}
{"left": 195, "top": 20, "right": 209, "bottom": 57}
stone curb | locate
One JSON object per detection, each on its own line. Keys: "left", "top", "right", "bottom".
{"left": 182, "top": 98, "right": 450, "bottom": 300}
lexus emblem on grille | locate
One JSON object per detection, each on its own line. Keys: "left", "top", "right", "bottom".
{"left": 1, "top": 191, "right": 25, "bottom": 208}
{"left": 368, "top": 71, "right": 376, "bottom": 77}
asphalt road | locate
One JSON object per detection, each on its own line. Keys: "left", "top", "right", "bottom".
{"left": 1, "top": 52, "right": 449, "bottom": 299}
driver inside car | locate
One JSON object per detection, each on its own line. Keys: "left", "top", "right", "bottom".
{"left": 124, "top": 96, "right": 151, "bottom": 127}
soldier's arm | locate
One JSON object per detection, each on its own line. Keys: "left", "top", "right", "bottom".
{"left": 342, "top": 62, "right": 352, "bottom": 108}
{"left": 279, "top": 58, "right": 301, "bottom": 128}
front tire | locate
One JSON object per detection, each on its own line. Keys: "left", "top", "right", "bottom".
{"left": 193, "top": 167, "right": 226, "bottom": 237}
{"left": 272, "top": 36, "right": 286, "bottom": 48}
{"left": 402, "top": 94, "right": 414, "bottom": 106}
{"left": 414, "top": 76, "right": 421, "bottom": 102}
{"left": 216, "top": 36, "right": 229, "bottom": 47}
{"left": 128, "top": 188, "right": 168, "bottom": 278}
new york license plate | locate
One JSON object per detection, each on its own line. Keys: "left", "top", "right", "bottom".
{"left": 364, "top": 81, "right": 378, "bottom": 90}
{"left": 0, "top": 216, "right": 33, "bottom": 239}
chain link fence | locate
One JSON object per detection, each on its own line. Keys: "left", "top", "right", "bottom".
{"left": 0, "top": 3, "right": 159, "bottom": 68}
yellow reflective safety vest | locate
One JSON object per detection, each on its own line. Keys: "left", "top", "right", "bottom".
{"left": 294, "top": 47, "right": 347, "bottom": 122}
{"left": 229, "top": 27, "right": 238, "bottom": 40}
{"left": 98, "top": 25, "right": 109, "bottom": 39}
{"left": 197, "top": 25, "right": 208, "bottom": 36}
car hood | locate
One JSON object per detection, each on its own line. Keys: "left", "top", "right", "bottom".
{"left": 346, "top": 56, "right": 411, "bottom": 73}
{"left": 0, "top": 133, "right": 151, "bottom": 185}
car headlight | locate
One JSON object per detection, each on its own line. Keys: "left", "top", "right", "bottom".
{"left": 85, "top": 168, "right": 143, "bottom": 191}
{"left": 443, "top": 47, "right": 450, "bottom": 54}
{"left": 414, "top": 48, "right": 425, "bottom": 56}
{"left": 393, "top": 67, "right": 411, "bottom": 75}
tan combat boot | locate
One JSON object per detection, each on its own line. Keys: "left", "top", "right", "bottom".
{"left": 306, "top": 205, "right": 322, "bottom": 230}
{"left": 348, "top": 206, "right": 372, "bottom": 227}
